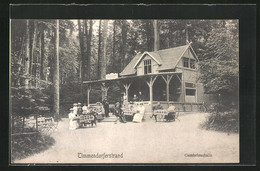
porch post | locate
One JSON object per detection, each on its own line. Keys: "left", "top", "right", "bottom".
{"left": 123, "top": 81, "right": 132, "bottom": 102}
{"left": 145, "top": 76, "right": 158, "bottom": 114}
{"left": 87, "top": 85, "right": 91, "bottom": 106}
{"left": 182, "top": 74, "right": 185, "bottom": 103}
{"left": 161, "top": 75, "right": 173, "bottom": 104}
{"left": 101, "top": 82, "right": 109, "bottom": 98}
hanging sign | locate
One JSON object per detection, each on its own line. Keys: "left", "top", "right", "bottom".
{"left": 106, "top": 73, "right": 118, "bottom": 80}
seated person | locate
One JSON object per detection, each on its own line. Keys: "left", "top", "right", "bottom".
{"left": 132, "top": 102, "right": 146, "bottom": 123}
{"left": 114, "top": 102, "right": 126, "bottom": 124}
{"left": 96, "top": 102, "right": 105, "bottom": 115}
{"left": 151, "top": 102, "right": 163, "bottom": 121}
{"left": 165, "top": 103, "right": 176, "bottom": 121}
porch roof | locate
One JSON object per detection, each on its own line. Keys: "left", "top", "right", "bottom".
{"left": 82, "top": 71, "right": 182, "bottom": 85}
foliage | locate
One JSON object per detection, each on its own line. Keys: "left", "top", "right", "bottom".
{"left": 201, "top": 105, "right": 239, "bottom": 133}
{"left": 199, "top": 20, "right": 239, "bottom": 105}
{"left": 199, "top": 20, "right": 239, "bottom": 133}
{"left": 11, "top": 86, "right": 52, "bottom": 117}
{"left": 11, "top": 133, "right": 55, "bottom": 161}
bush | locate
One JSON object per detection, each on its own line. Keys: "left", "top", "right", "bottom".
{"left": 201, "top": 108, "right": 239, "bottom": 133}
{"left": 11, "top": 132, "right": 55, "bottom": 162}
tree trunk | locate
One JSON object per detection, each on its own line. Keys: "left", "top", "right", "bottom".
{"left": 153, "top": 20, "right": 160, "bottom": 51}
{"left": 120, "top": 20, "right": 127, "bottom": 71}
{"left": 24, "top": 20, "right": 30, "bottom": 89}
{"left": 86, "top": 20, "right": 93, "bottom": 80}
{"left": 101, "top": 20, "right": 108, "bottom": 99}
{"left": 145, "top": 20, "right": 153, "bottom": 51}
{"left": 97, "top": 20, "right": 102, "bottom": 80}
{"left": 30, "top": 20, "right": 38, "bottom": 77}
{"left": 185, "top": 26, "right": 189, "bottom": 44}
{"left": 78, "top": 20, "right": 85, "bottom": 81}
{"left": 112, "top": 20, "right": 116, "bottom": 73}
{"left": 53, "top": 20, "right": 60, "bottom": 118}
{"left": 101, "top": 20, "right": 108, "bottom": 80}
{"left": 83, "top": 20, "right": 88, "bottom": 80}
{"left": 40, "top": 31, "right": 45, "bottom": 80}
{"left": 168, "top": 22, "right": 174, "bottom": 48}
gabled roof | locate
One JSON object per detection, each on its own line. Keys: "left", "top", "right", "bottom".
{"left": 133, "top": 51, "right": 162, "bottom": 68}
{"left": 120, "top": 44, "right": 198, "bottom": 76}
{"left": 120, "top": 53, "right": 142, "bottom": 76}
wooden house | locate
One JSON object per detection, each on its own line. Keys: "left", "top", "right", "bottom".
{"left": 83, "top": 43, "right": 204, "bottom": 114}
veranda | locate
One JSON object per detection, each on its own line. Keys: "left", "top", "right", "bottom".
{"left": 83, "top": 72, "right": 203, "bottom": 115}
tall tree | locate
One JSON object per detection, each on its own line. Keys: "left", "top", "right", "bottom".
{"left": 53, "top": 19, "right": 60, "bottom": 118}
{"left": 144, "top": 20, "right": 153, "bottom": 51}
{"left": 101, "top": 20, "right": 108, "bottom": 80}
{"left": 185, "top": 22, "right": 191, "bottom": 44}
{"left": 120, "top": 20, "right": 127, "bottom": 71}
{"left": 78, "top": 20, "right": 85, "bottom": 81}
{"left": 40, "top": 31, "right": 45, "bottom": 80}
{"left": 97, "top": 20, "right": 102, "bottom": 79}
{"left": 153, "top": 20, "right": 160, "bottom": 51}
{"left": 112, "top": 20, "right": 116, "bottom": 73}
{"left": 24, "top": 20, "right": 30, "bottom": 89}
{"left": 29, "top": 20, "right": 38, "bottom": 77}
{"left": 86, "top": 20, "right": 93, "bottom": 80}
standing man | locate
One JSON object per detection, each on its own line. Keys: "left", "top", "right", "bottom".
{"left": 138, "top": 91, "right": 144, "bottom": 101}
{"left": 133, "top": 94, "right": 138, "bottom": 102}
{"left": 102, "top": 96, "right": 109, "bottom": 117}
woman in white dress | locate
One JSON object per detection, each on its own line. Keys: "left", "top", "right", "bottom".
{"left": 132, "top": 102, "right": 146, "bottom": 123}
{"left": 68, "top": 108, "right": 79, "bottom": 130}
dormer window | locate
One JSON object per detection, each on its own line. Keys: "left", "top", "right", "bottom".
{"left": 190, "top": 59, "right": 196, "bottom": 69}
{"left": 183, "top": 58, "right": 189, "bottom": 68}
{"left": 183, "top": 57, "right": 196, "bottom": 69}
{"left": 144, "top": 59, "right": 152, "bottom": 74}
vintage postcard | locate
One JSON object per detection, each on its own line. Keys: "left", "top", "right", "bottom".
{"left": 9, "top": 5, "right": 244, "bottom": 165}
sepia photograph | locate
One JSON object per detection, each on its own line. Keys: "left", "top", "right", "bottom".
{"left": 10, "top": 18, "right": 239, "bottom": 164}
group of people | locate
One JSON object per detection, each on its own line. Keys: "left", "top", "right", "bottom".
{"left": 68, "top": 103, "right": 97, "bottom": 130}
{"left": 113, "top": 100, "right": 146, "bottom": 124}
{"left": 68, "top": 92, "right": 177, "bottom": 129}
{"left": 151, "top": 102, "right": 176, "bottom": 122}
{"left": 133, "top": 91, "right": 144, "bottom": 102}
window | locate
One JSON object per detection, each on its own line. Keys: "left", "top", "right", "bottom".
{"left": 186, "top": 89, "right": 196, "bottom": 96}
{"left": 185, "top": 82, "right": 196, "bottom": 96}
{"left": 185, "top": 82, "right": 195, "bottom": 88}
{"left": 144, "top": 59, "right": 152, "bottom": 74}
{"left": 183, "top": 58, "right": 189, "bottom": 68}
{"left": 183, "top": 57, "right": 196, "bottom": 69}
{"left": 190, "top": 59, "right": 196, "bottom": 69}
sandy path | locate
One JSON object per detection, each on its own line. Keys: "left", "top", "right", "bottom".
{"left": 14, "top": 113, "right": 239, "bottom": 164}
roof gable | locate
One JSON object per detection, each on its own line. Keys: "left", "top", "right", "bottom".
{"left": 120, "top": 43, "right": 198, "bottom": 76}
{"left": 133, "top": 51, "right": 162, "bottom": 68}
{"left": 120, "top": 53, "right": 142, "bottom": 76}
